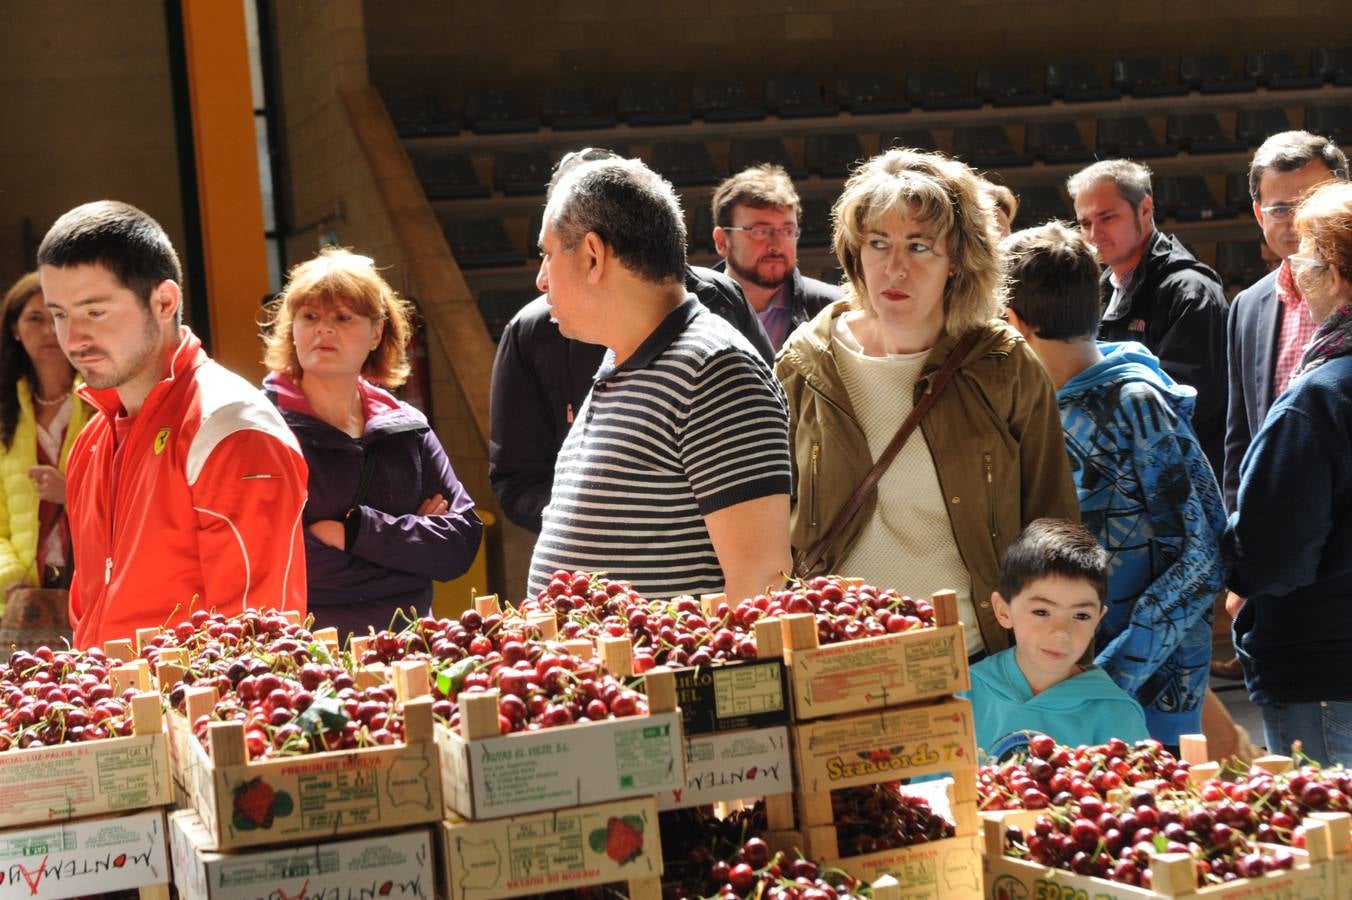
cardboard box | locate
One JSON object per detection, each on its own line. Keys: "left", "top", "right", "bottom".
{"left": 437, "top": 711, "right": 685, "bottom": 820}
{"left": 785, "top": 624, "right": 968, "bottom": 720}
{"left": 169, "top": 811, "right": 435, "bottom": 900}
{"left": 821, "top": 833, "right": 982, "bottom": 899}
{"left": 184, "top": 697, "right": 442, "bottom": 851}
{"left": 657, "top": 726, "right": 792, "bottom": 810}
{"left": 0, "top": 693, "right": 171, "bottom": 829}
{"left": 439, "top": 796, "right": 662, "bottom": 900}
{"left": 0, "top": 810, "right": 169, "bottom": 900}
{"left": 790, "top": 697, "right": 977, "bottom": 793}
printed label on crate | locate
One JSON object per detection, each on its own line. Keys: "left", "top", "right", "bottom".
{"left": 442, "top": 797, "right": 661, "bottom": 900}
{"left": 0, "top": 734, "right": 170, "bottom": 827}
{"left": 791, "top": 626, "right": 967, "bottom": 719}
{"left": 793, "top": 699, "right": 976, "bottom": 791}
{"left": 658, "top": 726, "right": 792, "bottom": 810}
{"left": 829, "top": 834, "right": 981, "bottom": 900}
{"left": 443, "top": 712, "right": 684, "bottom": 819}
{"left": 984, "top": 855, "right": 1306, "bottom": 900}
{"left": 0, "top": 810, "right": 169, "bottom": 900}
{"left": 672, "top": 658, "right": 790, "bottom": 734}
{"left": 170, "top": 811, "right": 434, "bottom": 900}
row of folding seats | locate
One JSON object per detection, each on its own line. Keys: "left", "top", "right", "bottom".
{"left": 410, "top": 105, "right": 1351, "bottom": 201}
{"left": 387, "top": 48, "right": 1352, "bottom": 136}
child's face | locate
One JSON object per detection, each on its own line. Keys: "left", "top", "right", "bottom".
{"left": 992, "top": 575, "right": 1105, "bottom": 690}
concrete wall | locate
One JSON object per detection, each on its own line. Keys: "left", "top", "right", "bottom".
{"left": 0, "top": 1, "right": 187, "bottom": 299}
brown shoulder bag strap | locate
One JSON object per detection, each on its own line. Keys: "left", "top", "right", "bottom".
{"left": 795, "top": 328, "right": 981, "bottom": 577}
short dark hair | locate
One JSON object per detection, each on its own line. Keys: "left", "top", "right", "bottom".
{"left": 37, "top": 201, "right": 183, "bottom": 319}
{"left": 547, "top": 158, "right": 686, "bottom": 285}
{"left": 711, "top": 164, "right": 802, "bottom": 227}
{"left": 1248, "top": 130, "right": 1349, "bottom": 203}
{"left": 997, "top": 518, "right": 1109, "bottom": 606}
{"left": 1, "top": 273, "right": 44, "bottom": 450}
{"left": 1003, "top": 221, "right": 1103, "bottom": 341}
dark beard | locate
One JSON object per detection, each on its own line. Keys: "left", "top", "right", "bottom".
{"left": 728, "top": 254, "right": 791, "bottom": 291}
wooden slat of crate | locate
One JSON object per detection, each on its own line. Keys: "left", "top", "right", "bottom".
{"left": 780, "top": 590, "right": 970, "bottom": 721}
{"left": 0, "top": 692, "right": 171, "bottom": 829}
{"left": 790, "top": 696, "right": 977, "bottom": 796}
{"left": 439, "top": 796, "right": 662, "bottom": 900}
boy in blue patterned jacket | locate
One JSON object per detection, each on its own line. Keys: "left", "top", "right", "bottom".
{"left": 1002, "top": 222, "right": 1227, "bottom": 748}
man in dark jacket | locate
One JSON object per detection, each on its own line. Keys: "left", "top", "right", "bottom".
{"left": 1069, "top": 160, "right": 1229, "bottom": 476}
{"left": 490, "top": 265, "right": 770, "bottom": 532}
{"left": 711, "top": 164, "right": 841, "bottom": 350}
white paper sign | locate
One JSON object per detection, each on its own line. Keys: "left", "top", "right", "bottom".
{"left": 0, "top": 810, "right": 168, "bottom": 900}
{"left": 658, "top": 726, "right": 792, "bottom": 810}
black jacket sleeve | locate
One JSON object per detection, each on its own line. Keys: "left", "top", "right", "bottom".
{"left": 488, "top": 309, "right": 559, "bottom": 533}
{"left": 1223, "top": 292, "right": 1249, "bottom": 512}
{"left": 1152, "top": 273, "right": 1230, "bottom": 479}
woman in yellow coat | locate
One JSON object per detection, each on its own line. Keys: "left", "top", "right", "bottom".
{"left": 0, "top": 272, "right": 88, "bottom": 612}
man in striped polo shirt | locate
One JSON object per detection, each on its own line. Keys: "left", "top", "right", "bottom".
{"left": 526, "top": 156, "right": 793, "bottom": 603}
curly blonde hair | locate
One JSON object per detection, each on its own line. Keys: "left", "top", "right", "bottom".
{"left": 262, "top": 247, "right": 415, "bottom": 388}
{"left": 831, "top": 148, "right": 1005, "bottom": 335}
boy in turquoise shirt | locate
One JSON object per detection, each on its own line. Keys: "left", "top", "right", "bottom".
{"left": 969, "top": 518, "right": 1149, "bottom": 762}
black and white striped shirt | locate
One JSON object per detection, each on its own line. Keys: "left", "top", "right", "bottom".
{"left": 528, "top": 299, "right": 792, "bottom": 600}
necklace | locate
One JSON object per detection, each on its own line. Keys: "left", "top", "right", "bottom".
{"left": 33, "top": 390, "right": 71, "bottom": 407}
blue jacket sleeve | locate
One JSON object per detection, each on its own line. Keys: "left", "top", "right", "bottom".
{"left": 1094, "top": 407, "right": 1227, "bottom": 694}
{"left": 347, "top": 430, "right": 483, "bottom": 581}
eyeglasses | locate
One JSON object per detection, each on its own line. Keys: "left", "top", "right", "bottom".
{"left": 721, "top": 224, "right": 800, "bottom": 241}
{"left": 1288, "top": 255, "right": 1326, "bottom": 275}
{"left": 1260, "top": 203, "right": 1299, "bottom": 220}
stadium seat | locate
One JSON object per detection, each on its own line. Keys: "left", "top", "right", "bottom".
{"left": 1179, "top": 55, "right": 1257, "bottom": 93}
{"left": 385, "top": 94, "right": 459, "bottom": 137}
{"left": 952, "top": 125, "right": 1032, "bottom": 168}
{"left": 692, "top": 79, "right": 764, "bottom": 123}
{"left": 477, "top": 289, "right": 537, "bottom": 342}
{"left": 976, "top": 66, "right": 1052, "bottom": 106}
{"left": 906, "top": 69, "right": 980, "bottom": 111}
{"left": 542, "top": 86, "right": 616, "bottom": 130}
{"left": 1236, "top": 108, "right": 1293, "bottom": 146}
{"left": 836, "top": 73, "right": 910, "bottom": 114}
{"left": 1246, "top": 50, "right": 1322, "bottom": 90}
{"left": 409, "top": 149, "right": 489, "bottom": 200}
{"left": 1215, "top": 242, "right": 1269, "bottom": 289}
{"left": 1154, "top": 176, "right": 1236, "bottom": 222}
{"left": 1112, "top": 57, "right": 1188, "bottom": 97}
{"left": 729, "top": 138, "right": 805, "bottom": 179}
{"left": 1305, "top": 105, "right": 1352, "bottom": 144}
{"left": 1096, "top": 116, "right": 1176, "bottom": 158}
{"left": 464, "top": 88, "right": 538, "bottom": 133}
{"left": 1226, "top": 173, "right": 1256, "bottom": 211}
{"left": 493, "top": 150, "right": 553, "bottom": 196}
{"left": 805, "top": 133, "right": 866, "bottom": 178}
{"left": 1025, "top": 121, "right": 1093, "bottom": 164}
{"left": 766, "top": 75, "right": 837, "bottom": 118}
{"left": 1013, "top": 185, "right": 1072, "bottom": 227}
{"left": 617, "top": 83, "right": 690, "bottom": 126}
{"left": 1313, "top": 47, "right": 1352, "bottom": 85}
{"left": 1166, "top": 113, "right": 1245, "bottom": 154}
{"left": 1045, "top": 62, "right": 1121, "bottom": 102}
{"left": 691, "top": 204, "right": 714, "bottom": 252}
{"left": 650, "top": 141, "right": 722, "bottom": 186}
{"left": 798, "top": 198, "right": 834, "bottom": 249}
{"left": 442, "top": 218, "right": 523, "bottom": 268}
{"left": 880, "top": 129, "right": 939, "bottom": 153}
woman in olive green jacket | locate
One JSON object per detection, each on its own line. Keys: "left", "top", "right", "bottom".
{"left": 776, "top": 150, "right": 1079, "bottom": 658}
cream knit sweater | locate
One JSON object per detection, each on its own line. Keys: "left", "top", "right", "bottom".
{"left": 832, "top": 316, "right": 983, "bottom": 656}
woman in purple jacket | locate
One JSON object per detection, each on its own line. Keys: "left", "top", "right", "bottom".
{"left": 263, "top": 248, "right": 482, "bottom": 640}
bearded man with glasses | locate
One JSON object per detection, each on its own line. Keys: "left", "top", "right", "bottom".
{"left": 712, "top": 165, "right": 841, "bottom": 351}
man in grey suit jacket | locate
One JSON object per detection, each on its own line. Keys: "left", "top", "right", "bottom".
{"left": 1225, "top": 132, "right": 1348, "bottom": 511}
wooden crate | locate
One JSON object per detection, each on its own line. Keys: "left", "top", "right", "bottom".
{"left": 437, "top": 666, "right": 685, "bottom": 820}
{"left": 169, "top": 810, "right": 435, "bottom": 900}
{"left": 182, "top": 661, "right": 442, "bottom": 850}
{"left": 0, "top": 688, "right": 170, "bottom": 829}
{"left": 0, "top": 809, "right": 170, "bottom": 900}
{"left": 790, "top": 696, "right": 978, "bottom": 796}
{"left": 982, "top": 810, "right": 1319, "bottom": 900}
{"left": 439, "top": 796, "right": 663, "bottom": 900}
{"left": 780, "top": 589, "right": 970, "bottom": 721}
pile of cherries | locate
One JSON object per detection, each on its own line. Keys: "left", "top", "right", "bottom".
{"left": 1193, "top": 763, "right": 1352, "bottom": 847}
{"left": 832, "top": 782, "right": 956, "bottom": 856}
{"left": 979, "top": 735, "right": 1193, "bottom": 811}
{"left": 0, "top": 646, "right": 136, "bottom": 749}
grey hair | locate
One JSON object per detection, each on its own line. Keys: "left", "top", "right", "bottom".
{"left": 545, "top": 158, "right": 687, "bottom": 285}
{"left": 1248, "top": 130, "right": 1349, "bottom": 202}
{"left": 1066, "top": 159, "right": 1154, "bottom": 212}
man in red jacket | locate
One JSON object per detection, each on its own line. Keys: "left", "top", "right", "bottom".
{"left": 37, "top": 200, "right": 308, "bottom": 649}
